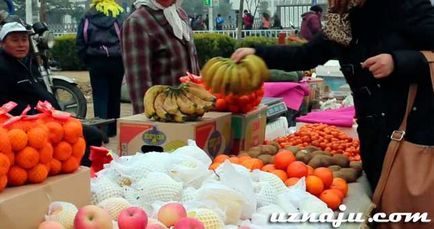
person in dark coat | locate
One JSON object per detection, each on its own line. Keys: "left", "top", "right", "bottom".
{"left": 300, "top": 5, "right": 323, "bottom": 41}
{"left": 0, "top": 22, "right": 103, "bottom": 167}
{"left": 76, "top": 0, "right": 125, "bottom": 137}
{"left": 232, "top": 0, "right": 434, "bottom": 190}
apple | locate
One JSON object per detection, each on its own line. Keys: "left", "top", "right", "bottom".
{"left": 117, "top": 207, "right": 148, "bottom": 229}
{"left": 174, "top": 217, "right": 205, "bottom": 229}
{"left": 74, "top": 205, "right": 113, "bottom": 229}
{"left": 157, "top": 203, "right": 187, "bottom": 227}
{"left": 38, "top": 221, "right": 65, "bottom": 229}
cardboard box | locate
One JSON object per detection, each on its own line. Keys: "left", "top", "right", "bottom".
{"left": 231, "top": 105, "right": 267, "bottom": 153}
{"left": 118, "top": 112, "right": 232, "bottom": 157}
{"left": 0, "top": 167, "right": 91, "bottom": 229}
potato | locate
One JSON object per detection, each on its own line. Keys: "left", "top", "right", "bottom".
{"left": 334, "top": 168, "right": 359, "bottom": 183}
{"left": 247, "top": 149, "right": 262, "bottom": 158}
{"left": 261, "top": 145, "right": 279, "bottom": 155}
{"left": 308, "top": 155, "right": 334, "bottom": 168}
{"left": 349, "top": 161, "right": 363, "bottom": 176}
{"left": 284, "top": 146, "right": 300, "bottom": 153}
{"left": 296, "top": 150, "right": 313, "bottom": 164}
{"left": 258, "top": 154, "right": 274, "bottom": 164}
{"left": 332, "top": 154, "right": 350, "bottom": 168}
{"left": 328, "top": 165, "right": 342, "bottom": 172}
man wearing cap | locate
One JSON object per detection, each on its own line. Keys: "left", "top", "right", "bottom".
{"left": 0, "top": 22, "right": 103, "bottom": 166}
{"left": 0, "top": 22, "right": 60, "bottom": 113}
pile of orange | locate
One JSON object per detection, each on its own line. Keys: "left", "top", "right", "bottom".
{"left": 0, "top": 114, "right": 85, "bottom": 192}
{"left": 275, "top": 124, "right": 361, "bottom": 161}
{"left": 210, "top": 154, "right": 264, "bottom": 171}
{"left": 267, "top": 149, "right": 349, "bottom": 210}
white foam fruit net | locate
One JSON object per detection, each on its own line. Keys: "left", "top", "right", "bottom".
{"left": 133, "top": 172, "right": 183, "bottom": 208}
{"left": 188, "top": 208, "right": 225, "bottom": 229}
{"left": 97, "top": 197, "right": 131, "bottom": 220}
{"left": 91, "top": 176, "right": 124, "bottom": 205}
{"left": 44, "top": 201, "right": 78, "bottom": 229}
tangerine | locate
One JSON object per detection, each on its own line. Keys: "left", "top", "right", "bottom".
{"left": 0, "top": 128, "right": 12, "bottom": 155}
{"left": 16, "top": 147, "right": 40, "bottom": 169}
{"left": 213, "top": 154, "right": 230, "bottom": 163}
{"left": 63, "top": 119, "right": 83, "bottom": 144}
{"left": 3, "top": 152, "right": 14, "bottom": 165}
{"left": 330, "top": 178, "right": 348, "bottom": 197}
{"left": 328, "top": 188, "right": 345, "bottom": 200}
{"left": 313, "top": 167, "right": 334, "bottom": 188}
{"left": 285, "top": 177, "right": 300, "bottom": 187}
{"left": 72, "top": 137, "right": 86, "bottom": 160}
{"left": 307, "top": 165, "right": 314, "bottom": 175}
{"left": 320, "top": 189, "right": 342, "bottom": 210}
{"left": 61, "top": 156, "right": 80, "bottom": 174}
{"left": 27, "top": 127, "right": 48, "bottom": 149}
{"left": 306, "top": 175, "right": 324, "bottom": 196}
{"left": 39, "top": 143, "right": 54, "bottom": 163}
{"left": 45, "top": 121, "right": 64, "bottom": 144}
{"left": 8, "top": 129, "right": 28, "bottom": 152}
{"left": 286, "top": 161, "right": 308, "bottom": 178}
{"left": 7, "top": 166, "right": 28, "bottom": 186}
{"left": 49, "top": 159, "right": 62, "bottom": 176}
{"left": 238, "top": 155, "right": 252, "bottom": 162}
{"left": 0, "top": 154, "right": 11, "bottom": 176}
{"left": 228, "top": 156, "right": 241, "bottom": 164}
{"left": 273, "top": 150, "right": 295, "bottom": 170}
{"left": 261, "top": 164, "right": 276, "bottom": 172}
{"left": 241, "top": 158, "right": 264, "bottom": 171}
{"left": 28, "top": 164, "right": 49, "bottom": 183}
{"left": 0, "top": 175, "right": 6, "bottom": 191}
{"left": 53, "top": 141, "right": 72, "bottom": 161}
{"left": 271, "top": 169, "right": 288, "bottom": 182}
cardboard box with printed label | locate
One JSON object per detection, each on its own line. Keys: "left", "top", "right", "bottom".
{"left": 231, "top": 105, "right": 267, "bottom": 153}
{"left": 118, "top": 112, "right": 232, "bottom": 157}
{"left": 0, "top": 167, "right": 90, "bottom": 229}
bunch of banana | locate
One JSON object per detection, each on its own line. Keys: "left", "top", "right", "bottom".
{"left": 201, "top": 55, "right": 269, "bottom": 95}
{"left": 143, "top": 82, "right": 216, "bottom": 122}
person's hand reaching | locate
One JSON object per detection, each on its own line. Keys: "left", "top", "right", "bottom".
{"left": 231, "top": 48, "right": 256, "bottom": 63}
{"left": 361, "top": 54, "right": 395, "bottom": 78}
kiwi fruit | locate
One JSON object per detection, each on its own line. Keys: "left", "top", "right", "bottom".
{"left": 268, "top": 141, "right": 281, "bottom": 152}
{"left": 334, "top": 168, "right": 359, "bottom": 183}
{"left": 349, "top": 161, "right": 363, "bottom": 176}
{"left": 308, "top": 155, "right": 333, "bottom": 168}
{"left": 295, "top": 150, "right": 312, "bottom": 164}
{"left": 238, "top": 151, "right": 249, "bottom": 156}
{"left": 247, "top": 149, "right": 262, "bottom": 158}
{"left": 332, "top": 154, "right": 350, "bottom": 168}
{"left": 261, "top": 145, "right": 279, "bottom": 155}
{"left": 328, "top": 165, "right": 342, "bottom": 172}
{"left": 304, "top": 146, "right": 321, "bottom": 153}
{"left": 284, "top": 146, "right": 300, "bottom": 153}
{"left": 257, "top": 154, "right": 274, "bottom": 164}
{"left": 311, "top": 150, "right": 331, "bottom": 157}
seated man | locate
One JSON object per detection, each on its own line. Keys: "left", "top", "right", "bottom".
{"left": 0, "top": 22, "right": 102, "bottom": 166}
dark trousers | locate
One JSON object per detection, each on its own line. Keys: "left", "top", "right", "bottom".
{"left": 87, "top": 57, "right": 124, "bottom": 137}
{"left": 82, "top": 124, "right": 103, "bottom": 167}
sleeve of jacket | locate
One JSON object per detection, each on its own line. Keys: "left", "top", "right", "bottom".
{"left": 76, "top": 17, "right": 87, "bottom": 65}
{"left": 390, "top": 0, "right": 434, "bottom": 83}
{"left": 122, "top": 17, "right": 152, "bottom": 114}
{"left": 254, "top": 34, "right": 340, "bottom": 72}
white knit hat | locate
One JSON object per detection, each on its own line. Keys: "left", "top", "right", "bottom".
{"left": 0, "top": 22, "right": 28, "bottom": 40}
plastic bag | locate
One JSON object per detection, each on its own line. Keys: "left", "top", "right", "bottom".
{"left": 214, "top": 161, "right": 257, "bottom": 220}
{"left": 172, "top": 140, "right": 212, "bottom": 166}
{"left": 195, "top": 183, "right": 247, "bottom": 224}
{"left": 168, "top": 153, "right": 212, "bottom": 188}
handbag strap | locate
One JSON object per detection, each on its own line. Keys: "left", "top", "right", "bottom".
{"left": 372, "top": 50, "right": 434, "bottom": 205}
{"left": 421, "top": 51, "right": 434, "bottom": 93}
{"left": 372, "top": 84, "right": 418, "bottom": 205}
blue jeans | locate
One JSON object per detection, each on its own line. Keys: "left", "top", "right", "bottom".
{"left": 87, "top": 57, "right": 124, "bottom": 137}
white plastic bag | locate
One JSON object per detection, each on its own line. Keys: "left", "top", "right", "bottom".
{"left": 168, "top": 153, "right": 212, "bottom": 188}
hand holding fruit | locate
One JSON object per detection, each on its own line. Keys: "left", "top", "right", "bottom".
{"left": 230, "top": 48, "right": 256, "bottom": 63}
